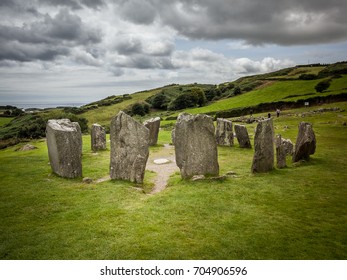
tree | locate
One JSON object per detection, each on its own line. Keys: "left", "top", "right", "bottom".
{"left": 233, "top": 86, "right": 241, "bottom": 95}
{"left": 190, "top": 87, "right": 207, "bottom": 107}
{"left": 315, "top": 80, "right": 331, "bottom": 93}
{"left": 151, "top": 92, "right": 170, "bottom": 109}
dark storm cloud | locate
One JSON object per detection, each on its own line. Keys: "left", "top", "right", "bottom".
{"left": 0, "top": 8, "right": 101, "bottom": 62}
{"left": 117, "top": 0, "right": 347, "bottom": 45}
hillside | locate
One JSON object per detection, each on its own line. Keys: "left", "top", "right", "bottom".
{"left": 0, "top": 62, "right": 347, "bottom": 148}
{"left": 78, "top": 62, "right": 347, "bottom": 126}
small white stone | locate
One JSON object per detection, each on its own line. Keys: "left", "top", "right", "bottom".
{"left": 153, "top": 158, "right": 171, "bottom": 165}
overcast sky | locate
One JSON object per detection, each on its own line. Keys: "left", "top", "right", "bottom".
{"left": 1, "top": 0, "right": 347, "bottom": 106}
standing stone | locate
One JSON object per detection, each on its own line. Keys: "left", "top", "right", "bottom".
{"left": 171, "top": 128, "right": 176, "bottom": 145}
{"left": 174, "top": 113, "right": 219, "bottom": 179}
{"left": 46, "top": 119, "right": 82, "bottom": 178}
{"left": 234, "top": 124, "right": 252, "bottom": 148}
{"left": 292, "top": 122, "right": 316, "bottom": 162}
{"left": 275, "top": 135, "right": 287, "bottom": 169}
{"left": 143, "top": 117, "right": 160, "bottom": 146}
{"left": 110, "top": 111, "right": 149, "bottom": 184}
{"left": 251, "top": 118, "right": 274, "bottom": 173}
{"left": 282, "top": 138, "right": 294, "bottom": 156}
{"left": 216, "top": 118, "right": 234, "bottom": 146}
{"left": 91, "top": 123, "right": 106, "bottom": 151}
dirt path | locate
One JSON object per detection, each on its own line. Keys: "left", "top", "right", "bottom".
{"left": 146, "top": 144, "right": 179, "bottom": 194}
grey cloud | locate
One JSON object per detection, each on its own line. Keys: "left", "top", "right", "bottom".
{"left": 39, "top": 0, "right": 105, "bottom": 9}
{"left": 0, "top": 9, "right": 101, "bottom": 62}
{"left": 116, "top": 0, "right": 347, "bottom": 45}
{"left": 0, "top": 40, "right": 69, "bottom": 62}
{"left": 114, "top": 54, "right": 175, "bottom": 70}
{"left": 117, "top": 0, "right": 157, "bottom": 24}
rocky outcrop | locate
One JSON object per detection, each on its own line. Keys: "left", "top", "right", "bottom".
{"left": 110, "top": 111, "right": 149, "bottom": 184}
{"left": 174, "top": 113, "right": 219, "bottom": 179}
{"left": 46, "top": 119, "right": 82, "bottom": 178}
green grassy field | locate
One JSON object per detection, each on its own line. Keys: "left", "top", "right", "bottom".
{"left": 0, "top": 117, "right": 13, "bottom": 127}
{"left": 166, "top": 75, "right": 347, "bottom": 118}
{"left": 0, "top": 102, "right": 346, "bottom": 259}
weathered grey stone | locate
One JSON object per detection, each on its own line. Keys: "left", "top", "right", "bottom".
{"left": 91, "top": 123, "right": 106, "bottom": 151}
{"left": 234, "top": 124, "right": 252, "bottom": 148}
{"left": 275, "top": 135, "right": 287, "bottom": 169}
{"left": 251, "top": 118, "right": 274, "bottom": 173}
{"left": 171, "top": 129, "right": 175, "bottom": 145}
{"left": 46, "top": 119, "right": 82, "bottom": 178}
{"left": 174, "top": 113, "right": 219, "bottom": 179}
{"left": 216, "top": 118, "right": 234, "bottom": 146}
{"left": 110, "top": 111, "right": 149, "bottom": 184}
{"left": 281, "top": 138, "right": 294, "bottom": 155}
{"left": 143, "top": 117, "right": 160, "bottom": 146}
{"left": 292, "top": 122, "right": 316, "bottom": 162}
{"left": 16, "top": 144, "right": 38, "bottom": 151}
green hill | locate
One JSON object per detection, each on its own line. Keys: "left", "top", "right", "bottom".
{"left": 1, "top": 62, "right": 347, "bottom": 148}
{"left": 79, "top": 61, "right": 347, "bottom": 125}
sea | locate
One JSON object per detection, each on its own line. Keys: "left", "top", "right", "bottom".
{"left": 0, "top": 102, "right": 86, "bottom": 110}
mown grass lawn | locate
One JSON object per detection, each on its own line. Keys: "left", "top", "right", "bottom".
{"left": 0, "top": 102, "right": 346, "bottom": 260}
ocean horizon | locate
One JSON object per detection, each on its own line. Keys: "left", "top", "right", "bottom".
{"left": 0, "top": 102, "right": 86, "bottom": 110}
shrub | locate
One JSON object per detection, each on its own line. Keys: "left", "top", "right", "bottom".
{"left": 315, "top": 80, "right": 331, "bottom": 93}
{"left": 130, "top": 102, "right": 150, "bottom": 116}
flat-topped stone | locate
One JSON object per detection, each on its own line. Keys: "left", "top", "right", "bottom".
{"left": 46, "top": 119, "right": 82, "bottom": 178}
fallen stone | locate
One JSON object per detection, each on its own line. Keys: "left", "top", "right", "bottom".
{"left": 83, "top": 177, "right": 93, "bottom": 184}
{"left": 215, "top": 118, "right": 234, "bottom": 146}
{"left": 16, "top": 144, "right": 38, "bottom": 151}
{"left": 110, "top": 111, "right": 149, "bottom": 184}
{"left": 251, "top": 118, "right": 274, "bottom": 173}
{"left": 191, "top": 175, "right": 206, "bottom": 181}
{"left": 46, "top": 119, "right": 82, "bottom": 178}
{"left": 234, "top": 124, "right": 252, "bottom": 148}
{"left": 143, "top": 117, "right": 161, "bottom": 146}
{"left": 153, "top": 158, "right": 171, "bottom": 165}
{"left": 292, "top": 122, "right": 316, "bottom": 162}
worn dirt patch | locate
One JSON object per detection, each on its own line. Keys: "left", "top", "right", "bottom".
{"left": 146, "top": 144, "right": 179, "bottom": 194}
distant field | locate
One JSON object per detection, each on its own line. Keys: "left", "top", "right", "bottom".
{"left": 0, "top": 102, "right": 346, "bottom": 259}
{"left": 166, "top": 75, "right": 347, "bottom": 117}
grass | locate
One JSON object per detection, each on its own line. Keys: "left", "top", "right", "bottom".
{"left": 165, "top": 75, "right": 347, "bottom": 118}
{"left": 0, "top": 117, "right": 13, "bottom": 127}
{"left": 0, "top": 102, "right": 346, "bottom": 259}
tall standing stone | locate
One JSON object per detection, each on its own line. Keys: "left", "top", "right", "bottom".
{"left": 174, "top": 113, "right": 219, "bottom": 179}
{"left": 234, "top": 124, "right": 252, "bottom": 148}
{"left": 251, "top": 118, "right": 274, "bottom": 173}
{"left": 275, "top": 135, "right": 287, "bottom": 169}
{"left": 46, "top": 119, "right": 82, "bottom": 178}
{"left": 91, "top": 123, "right": 106, "bottom": 151}
{"left": 143, "top": 117, "right": 160, "bottom": 146}
{"left": 292, "top": 122, "right": 316, "bottom": 162}
{"left": 110, "top": 111, "right": 149, "bottom": 184}
{"left": 216, "top": 118, "right": 234, "bottom": 146}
